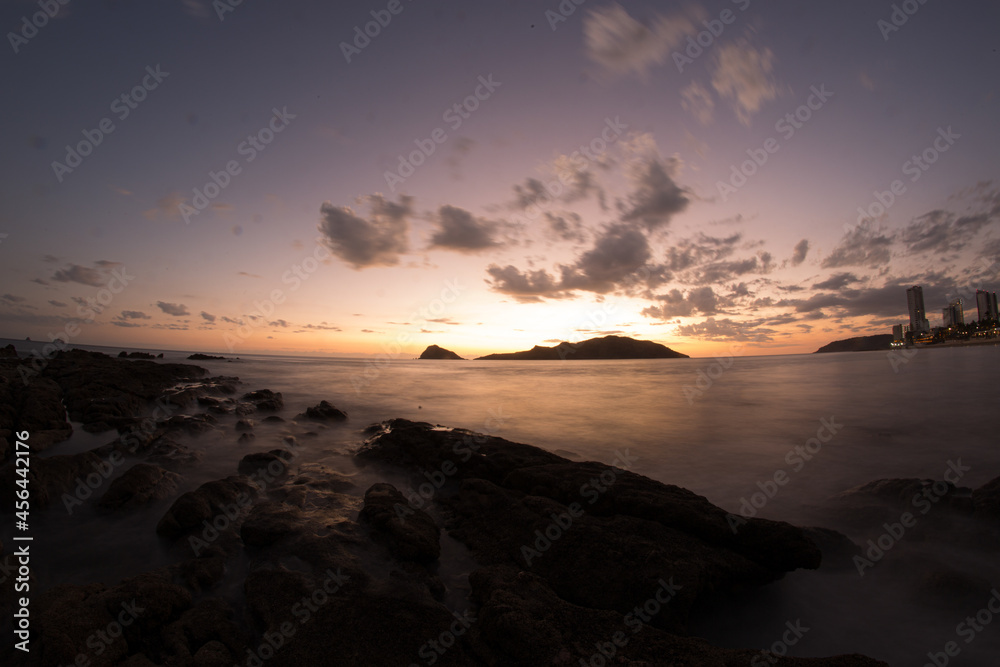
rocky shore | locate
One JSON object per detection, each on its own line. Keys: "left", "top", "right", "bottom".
{"left": 3, "top": 348, "right": 996, "bottom": 665}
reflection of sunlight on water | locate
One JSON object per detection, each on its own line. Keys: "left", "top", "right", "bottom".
{"left": 28, "top": 345, "right": 1000, "bottom": 664}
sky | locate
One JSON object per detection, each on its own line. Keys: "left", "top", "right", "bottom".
{"left": 1, "top": 0, "right": 998, "bottom": 359}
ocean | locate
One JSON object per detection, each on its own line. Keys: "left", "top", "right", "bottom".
{"left": 8, "top": 339, "right": 1000, "bottom": 665}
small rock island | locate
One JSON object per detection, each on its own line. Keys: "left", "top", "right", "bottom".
{"left": 418, "top": 344, "right": 465, "bottom": 360}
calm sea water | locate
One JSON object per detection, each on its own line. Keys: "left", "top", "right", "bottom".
{"left": 9, "top": 340, "right": 1000, "bottom": 664}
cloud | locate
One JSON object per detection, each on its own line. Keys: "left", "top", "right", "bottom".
{"left": 791, "top": 239, "right": 810, "bottom": 266}
{"left": 200, "top": 311, "right": 216, "bottom": 322}
{"left": 619, "top": 158, "right": 690, "bottom": 229}
{"left": 812, "top": 273, "right": 861, "bottom": 290}
{"left": 111, "top": 321, "right": 143, "bottom": 328}
{"left": 642, "top": 286, "right": 720, "bottom": 319}
{"left": 143, "top": 192, "right": 187, "bottom": 220}
{"left": 543, "top": 212, "right": 586, "bottom": 243}
{"left": 318, "top": 194, "right": 413, "bottom": 269}
{"left": 710, "top": 40, "right": 780, "bottom": 125}
{"left": 48, "top": 300, "right": 68, "bottom": 308}
{"left": 2, "top": 294, "right": 27, "bottom": 303}
{"left": 237, "top": 271, "right": 261, "bottom": 278}
{"left": 583, "top": 3, "right": 704, "bottom": 78}
{"left": 52, "top": 264, "right": 106, "bottom": 287}
{"left": 31, "top": 278, "right": 50, "bottom": 286}
{"left": 821, "top": 220, "right": 894, "bottom": 268}
{"left": 269, "top": 319, "right": 289, "bottom": 328}
{"left": 429, "top": 205, "right": 500, "bottom": 251}
{"left": 485, "top": 265, "right": 562, "bottom": 302}
{"left": 121, "top": 310, "right": 151, "bottom": 320}
{"left": 560, "top": 224, "right": 652, "bottom": 292}
{"left": 675, "top": 316, "right": 778, "bottom": 342}
{"left": 681, "top": 81, "right": 715, "bottom": 125}
{"left": 156, "top": 301, "right": 189, "bottom": 316}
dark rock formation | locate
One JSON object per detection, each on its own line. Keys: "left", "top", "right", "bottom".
{"left": 296, "top": 400, "right": 347, "bottom": 421}
{"left": 359, "top": 483, "right": 440, "bottom": 562}
{"left": 188, "top": 354, "right": 228, "bottom": 360}
{"left": 99, "top": 463, "right": 181, "bottom": 511}
{"left": 241, "top": 389, "right": 283, "bottom": 411}
{"left": 476, "top": 335, "right": 688, "bottom": 360}
{"left": 156, "top": 477, "right": 257, "bottom": 540}
{"left": 418, "top": 344, "right": 464, "bottom": 360}
{"left": 814, "top": 334, "right": 894, "bottom": 353}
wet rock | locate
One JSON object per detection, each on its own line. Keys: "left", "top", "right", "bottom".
{"left": 99, "top": 463, "right": 181, "bottom": 511}
{"left": 235, "top": 418, "right": 254, "bottom": 432}
{"left": 359, "top": 483, "right": 440, "bottom": 562}
{"left": 156, "top": 476, "right": 257, "bottom": 540}
{"left": 241, "top": 502, "right": 307, "bottom": 546}
{"left": 237, "top": 432, "right": 255, "bottom": 445}
{"left": 297, "top": 400, "right": 348, "bottom": 421}
{"left": 238, "top": 449, "right": 293, "bottom": 478}
{"left": 242, "top": 389, "right": 283, "bottom": 411}
{"left": 262, "top": 415, "right": 285, "bottom": 423}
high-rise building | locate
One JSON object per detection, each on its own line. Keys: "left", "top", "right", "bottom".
{"left": 945, "top": 298, "right": 964, "bottom": 328}
{"left": 892, "top": 324, "right": 903, "bottom": 340}
{"left": 977, "top": 289, "right": 999, "bottom": 322}
{"left": 942, "top": 307, "right": 952, "bottom": 328}
{"left": 906, "top": 286, "right": 930, "bottom": 333}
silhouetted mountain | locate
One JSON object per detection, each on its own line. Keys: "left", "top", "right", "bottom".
{"left": 814, "top": 334, "right": 893, "bottom": 353}
{"left": 419, "top": 345, "right": 464, "bottom": 360}
{"left": 476, "top": 335, "right": 688, "bottom": 360}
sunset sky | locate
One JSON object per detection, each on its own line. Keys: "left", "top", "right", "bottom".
{"left": 1, "top": 0, "right": 998, "bottom": 358}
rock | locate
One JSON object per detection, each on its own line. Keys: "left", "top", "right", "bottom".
{"left": 0, "top": 344, "right": 17, "bottom": 358}
{"left": 99, "top": 463, "right": 181, "bottom": 510}
{"left": 359, "top": 419, "right": 822, "bottom": 636}
{"left": 156, "top": 477, "right": 257, "bottom": 540}
{"left": 238, "top": 449, "right": 294, "bottom": 477}
{"left": 241, "top": 502, "right": 307, "bottom": 546}
{"left": 297, "top": 400, "right": 347, "bottom": 421}
{"left": 972, "top": 475, "right": 1000, "bottom": 519}
{"left": 237, "top": 433, "right": 255, "bottom": 445}
{"left": 235, "top": 418, "right": 254, "bottom": 432}
{"left": 359, "top": 483, "right": 440, "bottom": 562}
{"left": 242, "top": 389, "right": 283, "bottom": 411}
{"left": 262, "top": 415, "right": 285, "bottom": 422}
{"left": 188, "top": 354, "right": 228, "bottom": 360}
{"left": 418, "top": 344, "right": 464, "bottom": 360}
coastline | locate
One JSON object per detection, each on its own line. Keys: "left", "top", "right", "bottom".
{"left": 1, "top": 349, "right": 997, "bottom": 665}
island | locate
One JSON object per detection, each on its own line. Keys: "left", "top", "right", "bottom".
{"left": 814, "top": 334, "right": 893, "bottom": 354}
{"left": 476, "top": 335, "right": 688, "bottom": 360}
{"left": 418, "top": 344, "right": 464, "bottom": 360}
{"left": 188, "top": 353, "right": 230, "bottom": 361}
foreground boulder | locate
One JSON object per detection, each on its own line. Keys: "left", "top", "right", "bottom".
{"left": 99, "top": 463, "right": 181, "bottom": 511}
{"left": 297, "top": 400, "right": 347, "bottom": 421}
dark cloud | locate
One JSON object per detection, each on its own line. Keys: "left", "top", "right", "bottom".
{"left": 52, "top": 264, "right": 105, "bottom": 287}
{"left": 619, "top": 158, "right": 690, "bottom": 229}
{"left": 544, "top": 212, "right": 586, "bottom": 243}
{"left": 791, "top": 239, "right": 810, "bottom": 266}
{"left": 485, "top": 265, "right": 562, "bottom": 302}
{"left": 121, "top": 310, "right": 151, "bottom": 320}
{"left": 664, "top": 233, "right": 742, "bottom": 272}
{"left": 429, "top": 205, "right": 499, "bottom": 251}
{"left": 318, "top": 194, "right": 412, "bottom": 269}
{"left": 200, "top": 311, "right": 216, "bottom": 322}
{"left": 812, "top": 273, "right": 861, "bottom": 290}
{"left": 269, "top": 319, "right": 289, "bottom": 328}
{"left": 560, "top": 224, "right": 652, "bottom": 293}
{"left": 156, "top": 301, "right": 189, "bottom": 316}
{"left": 31, "top": 278, "right": 50, "bottom": 286}
{"left": 821, "top": 220, "right": 893, "bottom": 268}
{"left": 48, "top": 300, "right": 68, "bottom": 307}
{"left": 641, "top": 286, "right": 719, "bottom": 319}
